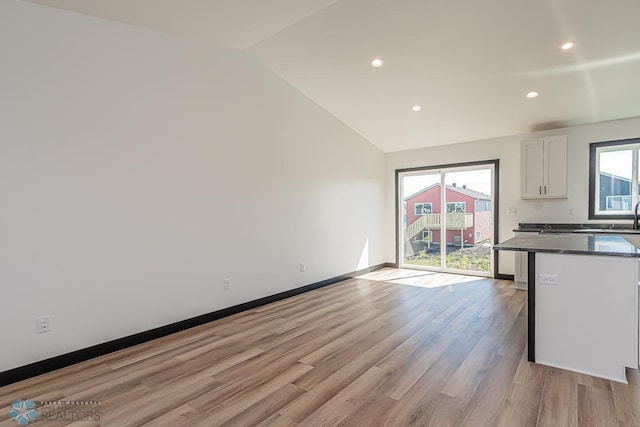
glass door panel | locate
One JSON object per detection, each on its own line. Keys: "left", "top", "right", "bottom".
{"left": 443, "top": 168, "right": 493, "bottom": 274}
{"left": 401, "top": 172, "right": 443, "bottom": 269}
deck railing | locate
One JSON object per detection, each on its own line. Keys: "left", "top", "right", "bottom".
{"left": 404, "top": 213, "right": 473, "bottom": 241}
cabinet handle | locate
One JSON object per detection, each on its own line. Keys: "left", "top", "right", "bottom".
{"left": 544, "top": 185, "right": 547, "bottom": 195}
{"left": 539, "top": 186, "right": 542, "bottom": 195}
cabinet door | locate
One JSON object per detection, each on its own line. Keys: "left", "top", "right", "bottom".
{"left": 543, "top": 135, "right": 568, "bottom": 197}
{"left": 521, "top": 139, "right": 544, "bottom": 198}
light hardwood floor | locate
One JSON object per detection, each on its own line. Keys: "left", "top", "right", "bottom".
{"left": 1, "top": 268, "right": 639, "bottom": 426}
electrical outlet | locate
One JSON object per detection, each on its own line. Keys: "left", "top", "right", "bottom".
{"left": 539, "top": 274, "right": 558, "bottom": 285}
{"left": 507, "top": 207, "right": 517, "bottom": 216}
{"left": 36, "top": 316, "right": 51, "bottom": 334}
{"left": 300, "top": 263, "right": 305, "bottom": 272}
{"left": 223, "top": 279, "right": 231, "bottom": 291}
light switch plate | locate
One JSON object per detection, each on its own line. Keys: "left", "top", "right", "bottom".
{"left": 539, "top": 274, "right": 558, "bottom": 285}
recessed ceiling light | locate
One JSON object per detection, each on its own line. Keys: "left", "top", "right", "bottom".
{"left": 526, "top": 91, "right": 539, "bottom": 99}
{"left": 561, "top": 41, "right": 575, "bottom": 50}
{"left": 411, "top": 105, "right": 422, "bottom": 112}
{"left": 371, "top": 58, "right": 383, "bottom": 67}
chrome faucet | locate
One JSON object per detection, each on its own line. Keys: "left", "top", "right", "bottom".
{"left": 634, "top": 202, "right": 640, "bottom": 230}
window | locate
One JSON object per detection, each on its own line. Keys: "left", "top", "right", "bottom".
{"left": 421, "top": 230, "right": 433, "bottom": 242}
{"left": 476, "top": 231, "right": 481, "bottom": 241}
{"left": 589, "top": 138, "right": 640, "bottom": 219}
{"left": 414, "top": 203, "right": 432, "bottom": 215}
{"left": 475, "top": 200, "right": 490, "bottom": 212}
{"left": 446, "top": 202, "right": 466, "bottom": 213}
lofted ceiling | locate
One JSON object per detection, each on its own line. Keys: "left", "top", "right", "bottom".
{"left": 26, "top": 0, "right": 640, "bottom": 152}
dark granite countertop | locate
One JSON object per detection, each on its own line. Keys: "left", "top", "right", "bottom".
{"left": 514, "top": 222, "right": 640, "bottom": 235}
{"left": 494, "top": 234, "right": 640, "bottom": 257}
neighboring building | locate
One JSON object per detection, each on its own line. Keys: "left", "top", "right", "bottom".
{"left": 404, "top": 183, "right": 491, "bottom": 246}
{"left": 598, "top": 172, "right": 638, "bottom": 211}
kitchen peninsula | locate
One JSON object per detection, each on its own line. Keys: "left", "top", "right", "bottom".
{"left": 494, "top": 233, "right": 640, "bottom": 382}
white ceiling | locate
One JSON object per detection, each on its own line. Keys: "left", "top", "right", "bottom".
{"left": 26, "top": 0, "right": 640, "bottom": 152}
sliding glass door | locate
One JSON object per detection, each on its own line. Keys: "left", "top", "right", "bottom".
{"left": 399, "top": 163, "right": 495, "bottom": 276}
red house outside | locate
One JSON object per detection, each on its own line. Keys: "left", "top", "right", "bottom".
{"left": 404, "top": 183, "right": 491, "bottom": 246}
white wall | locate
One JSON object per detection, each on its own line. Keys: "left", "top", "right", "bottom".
{"left": 0, "top": 0, "right": 386, "bottom": 372}
{"left": 385, "top": 116, "right": 640, "bottom": 275}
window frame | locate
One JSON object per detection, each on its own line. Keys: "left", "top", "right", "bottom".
{"left": 414, "top": 203, "right": 433, "bottom": 215}
{"left": 589, "top": 137, "right": 640, "bottom": 220}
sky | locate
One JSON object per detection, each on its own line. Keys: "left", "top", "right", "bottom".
{"left": 599, "top": 149, "right": 633, "bottom": 179}
{"left": 402, "top": 169, "right": 493, "bottom": 199}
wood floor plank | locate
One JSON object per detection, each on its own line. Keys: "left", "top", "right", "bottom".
{"left": 414, "top": 392, "right": 469, "bottom": 427}
{"left": 494, "top": 383, "right": 543, "bottom": 427}
{"left": 140, "top": 404, "right": 197, "bottom": 427}
{"left": 99, "top": 376, "right": 220, "bottom": 426}
{"left": 377, "top": 332, "right": 453, "bottom": 400}
{"left": 298, "top": 366, "right": 386, "bottom": 426}
{"left": 611, "top": 373, "right": 640, "bottom": 425}
{"left": 258, "top": 413, "right": 298, "bottom": 427}
{"left": 106, "top": 328, "right": 224, "bottom": 370}
{"left": 537, "top": 369, "right": 579, "bottom": 427}
{"left": 378, "top": 332, "right": 480, "bottom": 424}
{"left": 280, "top": 309, "right": 436, "bottom": 422}
{"left": 141, "top": 347, "right": 264, "bottom": 388}
{"left": 188, "top": 363, "right": 313, "bottom": 426}
{"left": 436, "top": 303, "right": 484, "bottom": 338}
{"left": 211, "top": 309, "right": 386, "bottom": 388}
{"left": 186, "top": 353, "right": 310, "bottom": 415}
{"left": 335, "top": 392, "right": 397, "bottom": 427}
{"left": 512, "top": 346, "right": 549, "bottom": 391}
{"left": 175, "top": 316, "right": 286, "bottom": 362}
{"left": 577, "top": 383, "right": 618, "bottom": 427}
{"left": 220, "top": 383, "right": 306, "bottom": 427}
{"left": 91, "top": 383, "right": 151, "bottom": 419}
{"left": 298, "top": 317, "right": 388, "bottom": 366}
{"left": 456, "top": 354, "right": 520, "bottom": 426}
{"left": 577, "top": 371, "right": 614, "bottom": 391}
{"left": 292, "top": 321, "right": 398, "bottom": 391}
{"left": 496, "top": 307, "right": 527, "bottom": 359}
{"left": 0, "top": 268, "right": 636, "bottom": 426}
{"left": 441, "top": 335, "right": 500, "bottom": 400}
{"left": 62, "top": 357, "right": 183, "bottom": 398}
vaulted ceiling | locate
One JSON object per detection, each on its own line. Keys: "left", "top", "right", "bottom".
{"left": 26, "top": 0, "right": 640, "bottom": 152}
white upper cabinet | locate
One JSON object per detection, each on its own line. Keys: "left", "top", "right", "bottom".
{"left": 521, "top": 135, "right": 568, "bottom": 199}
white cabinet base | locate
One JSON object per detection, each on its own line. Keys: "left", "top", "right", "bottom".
{"left": 535, "top": 253, "right": 638, "bottom": 383}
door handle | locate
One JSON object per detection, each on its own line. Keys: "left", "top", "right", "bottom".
{"left": 544, "top": 185, "right": 547, "bottom": 195}
{"left": 539, "top": 186, "right": 542, "bottom": 195}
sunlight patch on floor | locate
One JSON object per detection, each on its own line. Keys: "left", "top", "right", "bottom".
{"left": 357, "top": 267, "right": 485, "bottom": 289}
